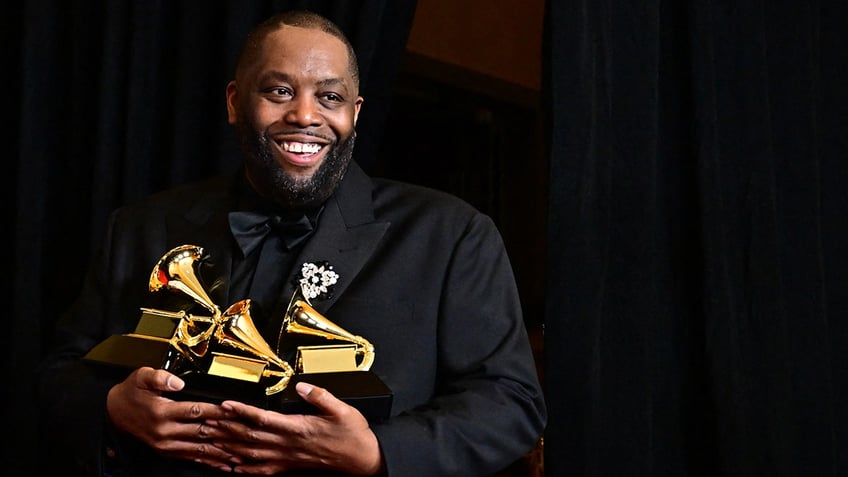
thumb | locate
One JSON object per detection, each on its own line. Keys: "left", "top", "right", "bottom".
{"left": 165, "top": 372, "right": 185, "bottom": 392}
{"left": 144, "top": 368, "right": 184, "bottom": 392}
{"left": 296, "top": 381, "right": 343, "bottom": 414}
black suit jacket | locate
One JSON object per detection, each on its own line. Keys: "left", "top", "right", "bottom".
{"left": 36, "top": 161, "right": 546, "bottom": 476}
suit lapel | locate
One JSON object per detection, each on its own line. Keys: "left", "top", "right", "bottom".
{"left": 282, "top": 162, "right": 390, "bottom": 314}
{"left": 157, "top": 166, "right": 389, "bottom": 318}
{"left": 287, "top": 197, "right": 389, "bottom": 314}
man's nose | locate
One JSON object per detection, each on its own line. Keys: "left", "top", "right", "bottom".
{"left": 285, "top": 96, "right": 322, "bottom": 126}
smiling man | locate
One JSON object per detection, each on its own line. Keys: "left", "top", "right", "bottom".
{"left": 228, "top": 18, "right": 363, "bottom": 211}
{"left": 37, "top": 10, "right": 546, "bottom": 477}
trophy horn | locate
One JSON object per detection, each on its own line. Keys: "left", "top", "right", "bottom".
{"left": 282, "top": 288, "right": 375, "bottom": 373}
{"left": 214, "top": 299, "right": 294, "bottom": 395}
{"left": 149, "top": 244, "right": 221, "bottom": 319}
{"left": 149, "top": 245, "right": 220, "bottom": 359}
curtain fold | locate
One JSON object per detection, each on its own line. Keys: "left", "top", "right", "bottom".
{"left": 544, "top": 0, "right": 847, "bottom": 475}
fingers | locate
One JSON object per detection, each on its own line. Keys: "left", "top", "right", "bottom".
{"left": 116, "top": 369, "right": 249, "bottom": 471}
{"left": 168, "top": 440, "right": 241, "bottom": 472}
{"left": 219, "top": 383, "right": 349, "bottom": 422}
{"left": 192, "top": 455, "right": 236, "bottom": 473}
{"left": 218, "top": 399, "right": 265, "bottom": 420}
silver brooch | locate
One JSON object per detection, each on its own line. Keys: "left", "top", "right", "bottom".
{"left": 297, "top": 261, "right": 339, "bottom": 300}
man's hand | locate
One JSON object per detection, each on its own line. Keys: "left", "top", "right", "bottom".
{"left": 205, "top": 382, "right": 386, "bottom": 475}
{"left": 106, "top": 367, "right": 236, "bottom": 472}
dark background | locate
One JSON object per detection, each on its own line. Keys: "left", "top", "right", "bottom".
{"left": 6, "top": 0, "right": 848, "bottom": 476}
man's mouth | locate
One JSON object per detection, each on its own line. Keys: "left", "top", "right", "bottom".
{"left": 282, "top": 141, "right": 323, "bottom": 154}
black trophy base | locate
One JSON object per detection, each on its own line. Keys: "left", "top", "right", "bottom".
{"left": 170, "top": 370, "right": 393, "bottom": 422}
{"left": 83, "top": 335, "right": 393, "bottom": 422}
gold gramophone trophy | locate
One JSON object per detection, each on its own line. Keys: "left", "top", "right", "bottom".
{"left": 84, "top": 244, "right": 391, "bottom": 420}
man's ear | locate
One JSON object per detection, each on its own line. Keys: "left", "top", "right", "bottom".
{"left": 353, "top": 96, "right": 364, "bottom": 126}
{"left": 226, "top": 81, "right": 239, "bottom": 125}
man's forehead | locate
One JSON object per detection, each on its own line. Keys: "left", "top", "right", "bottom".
{"left": 264, "top": 25, "right": 348, "bottom": 57}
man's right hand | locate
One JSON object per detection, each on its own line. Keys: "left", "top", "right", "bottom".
{"left": 106, "top": 367, "right": 238, "bottom": 472}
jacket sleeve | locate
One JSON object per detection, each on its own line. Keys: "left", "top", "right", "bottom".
{"left": 35, "top": 209, "right": 149, "bottom": 475}
{"left": 371, "top": 213, "right": 547, "bottom": 476}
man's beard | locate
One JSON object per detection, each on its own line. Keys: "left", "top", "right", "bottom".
{"left": 238, "top": 124, "right": 356, "bottom": 210}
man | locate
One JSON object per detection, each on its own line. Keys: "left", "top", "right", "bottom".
{"left": 36, "top": 10, "right": 546, "bottom": 476}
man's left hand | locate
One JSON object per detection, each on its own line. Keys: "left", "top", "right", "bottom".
{"left": 204, "top": 381, "right": 385, "bottom": 475}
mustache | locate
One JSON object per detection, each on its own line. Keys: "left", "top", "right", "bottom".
{"left": 267, "top": 129, "right": 335, "bottom": 143}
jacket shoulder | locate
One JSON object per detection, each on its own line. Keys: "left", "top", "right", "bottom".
{"left": 370, "top": 177, "right": 480, "bottom": 217}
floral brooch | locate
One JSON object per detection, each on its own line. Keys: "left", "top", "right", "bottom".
{"left": 296, "top": 261, "right": 339, "bottom": 301}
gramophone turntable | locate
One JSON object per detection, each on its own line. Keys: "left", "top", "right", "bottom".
{"left": 83, "top": 244, "right": 392, "bottom": 421}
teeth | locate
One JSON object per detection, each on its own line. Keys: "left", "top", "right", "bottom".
{"left": 283, "top": 142, "right": 322, "bottom": 154}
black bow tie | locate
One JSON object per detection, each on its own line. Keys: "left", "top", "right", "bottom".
{"left": 228, "top": 211, "right": 315, "bottom": 256}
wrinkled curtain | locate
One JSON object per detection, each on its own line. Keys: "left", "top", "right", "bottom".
{"left": 7, "top": 1, "right": 416, "bottom": 472}
{"left": 544, "top": 0, "right": 847, "bottom": 475}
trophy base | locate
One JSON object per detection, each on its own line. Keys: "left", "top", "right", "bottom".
{"left": 172, "top": 371, "right": 393, "bottom": 422}
{"left": 83, "top": 334, "right": 174, "bottom": 369}
{"left": 83, "top": 336, "right": 394, "bottom": 422}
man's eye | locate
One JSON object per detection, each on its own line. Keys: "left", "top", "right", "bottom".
{"left": 322, "top": 93, "right": 343, "bottom": 102}
{"left": 273, "top": 88, "right": 293, "bottom": 97}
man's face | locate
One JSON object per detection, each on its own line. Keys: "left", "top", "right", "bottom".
{"left": 226, "top": 25, "right": 363, "bottom": 209}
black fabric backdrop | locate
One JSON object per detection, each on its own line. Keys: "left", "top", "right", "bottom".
{"left": 7, "top": 0, "right": 848, "bottom": 475}
{"left": 5, "top": 0, "right": 417, "bottom": 474}
{"left": 544, "top": 1, "right": 847, "bottom": 476}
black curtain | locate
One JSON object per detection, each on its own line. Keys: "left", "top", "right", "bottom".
{"left": 544, "top": 0, "right": 847, "bottom": 476}
{"left": 6, "top": 0, "right": 417, "bottom": 473}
